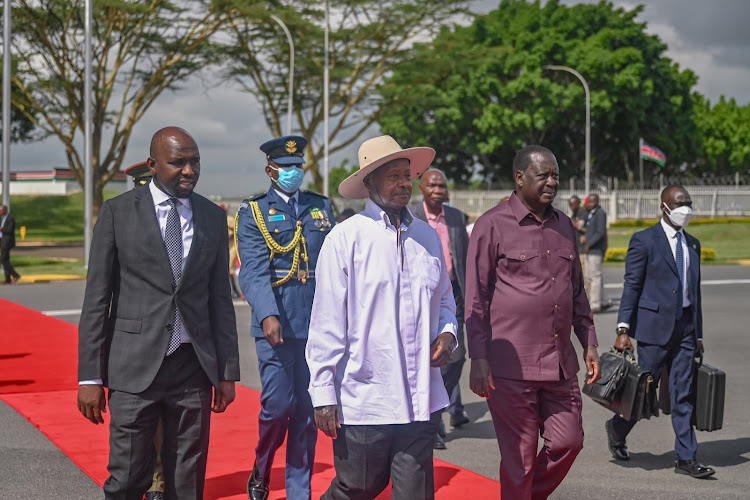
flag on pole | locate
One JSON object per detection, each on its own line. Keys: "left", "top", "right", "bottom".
{"left": 639, "top": 139, "right": 666, "bottom": 166}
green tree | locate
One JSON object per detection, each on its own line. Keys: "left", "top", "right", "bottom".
{"left": 10, "top": 0, "right": 235, "bottom": 217}
{"left": 220, "top": 0, "right": 467, "bottom": 192}
{"left": 377, "top": 0, "right": 700, "bottom": 187}
{"left": 0, "top": 57, "right": 38, "bottom": 143}
{"left": 693, "top": 95, "right": 750, "bottom": 175}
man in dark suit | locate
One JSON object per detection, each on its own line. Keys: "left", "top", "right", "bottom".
{"left": 582, "top": 194, "right": 611, "bottom": 312}
{"left": 0, "top": 205, "right": 21, "bottom": 284}
{"left": 412, "top": 168, "right": 470, "bottom": 449}
{"left": 77, "top": 126, "right": 240, "bottom": 499}
{"left": 606, "top": 185, "right": 715, "bottom": 479}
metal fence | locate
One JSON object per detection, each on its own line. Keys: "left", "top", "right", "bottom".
{"left": 212, "top": 185, "right": 750, "bottom": 222}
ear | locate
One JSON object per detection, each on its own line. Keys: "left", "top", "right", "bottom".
{"left": 146, "top": 157, "right": 157, "bottom": 175}
{"left": 514, "top": 169, "right": 524, "bottom": 188}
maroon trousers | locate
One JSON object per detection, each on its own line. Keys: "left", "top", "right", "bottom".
{"left": 486, "top": 376, "right": 584, "bottom": 500}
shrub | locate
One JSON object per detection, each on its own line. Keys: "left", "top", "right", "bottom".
{"left": 605, "top": 247, "right": 717, "bottom": 262}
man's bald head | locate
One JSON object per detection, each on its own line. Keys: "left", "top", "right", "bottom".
{"left": 661, "top": 185, "right": 688, "bottom": 204}
{"left": 150, "top": 127, "right": 195, "bottom": 157}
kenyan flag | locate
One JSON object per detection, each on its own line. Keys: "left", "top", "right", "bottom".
{"left": 640, "top": 140, "right": 666, "bottom": 166}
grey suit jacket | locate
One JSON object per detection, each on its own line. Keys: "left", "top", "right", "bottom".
{"left": 585, "top": 206, "right": 608, "bottom": 255}
{"left": 78, "top": 183, "right": 240, "bottom": 393}
{"left": 410, "top": 201, "right": 469, "bottom": 296}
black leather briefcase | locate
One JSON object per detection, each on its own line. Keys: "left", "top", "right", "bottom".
{"left": 659, "top": 355, "right": 726, "bottom": 431}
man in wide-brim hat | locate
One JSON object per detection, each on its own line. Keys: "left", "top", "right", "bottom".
{"left": 306, "top": 135, "right": 458, "bottom": 499}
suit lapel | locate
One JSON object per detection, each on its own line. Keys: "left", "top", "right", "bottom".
{"left": 296, "top": 191, "right": 311, "bottom": 220}
{"left": 135, "top": 185, "right": 174, "bottom": 284}
{"left": 177, "top": 194, "right": 205, "bottom": 292}
{"left": 655, "top": 223, "right": 679, "bottom": 278}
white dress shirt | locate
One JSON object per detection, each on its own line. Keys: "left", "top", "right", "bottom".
{"left": 306, "top": 199, "right": 457, "bottom": 425}
{"left": 79, "top": 182, "right": 194, "bottom": 385}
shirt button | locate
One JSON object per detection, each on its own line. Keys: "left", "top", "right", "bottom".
{"left": 554, "top": 304, "right": 559, "bottom": 310}
{"left": 554, "top": 333, "right": 559, "bottom": 338}
{"left": 673, "top": 289, "right": 677, "bottom": 293}
{"left": 552, "top": 277, "right": 556, "bottom": 282}
{"left": 547, "top": 249, "right": 551, "bottom": 254}
{"left": 520, "top": 254, "right": 526, "bottom": 260}
{"left": 570, "top": 254, "right": 574, "bottom": 259}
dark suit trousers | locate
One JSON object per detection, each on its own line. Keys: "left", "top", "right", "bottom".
{"left": 255, "top": 338, "right": 317, "bottom": 500}
{"left": 611, "top": 307, "right": 698, "bottom": 460}
{"left": 487, "top": 376, "right": 584, "bottom": 500}
{"left": 1, "top": 244, "right": 19, "bottom": 281}
{"left": 442, "top": 279, "right": 466, "bottom": 417}
{"left": 104, "top": 344, "right": 212, "bottom": 500}
{"left": 323, "top": 412, "right": 441, "bottom": 500}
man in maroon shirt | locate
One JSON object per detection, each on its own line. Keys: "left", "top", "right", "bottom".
{"left": 465, "top": 145, "right": 601, "bottom": 499}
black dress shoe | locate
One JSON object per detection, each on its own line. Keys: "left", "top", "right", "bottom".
{"left": 605, "top": 419, "right": 629, "bottom": 461}
{"left": 144, "top": 492, "right": 164, "bottom": 500}
{"left": 434, "top": 434, "right": 447, "bottom": 450}
{"left": 438, "top": 420, "right": 447, "bottom": 438}
{"left": 675, "top": 459, "right": 716, "bottom": 479}
{"left": 247, "top": 462, "right": 269, "bottom": 500}
{"left": 450, "top": 410, "right": 470, "bottom": 428}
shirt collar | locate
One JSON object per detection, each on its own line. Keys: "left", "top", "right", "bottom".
{"left": 660, "top": 217, "right": 683, "bottom": 239}
{"left": 508, "top": 191, "right": 558, "bottom": 224}
{"left": 422, "top": 201, "right": 445, "bottom": 221}
{"left": 149, "top": 180, "right": 191, "bottom": 210}
{"left": 364, "top": 199, "right": 413, "bottom": 230}
{"left": 273, "top": 188, "right": 299, "bottom": 204}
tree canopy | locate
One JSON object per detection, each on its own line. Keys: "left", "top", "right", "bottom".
{"left": 0, "top": 56, "right": 38, "bottom": 143}
{"left": 377, "top": 0, "right": 701, "bottom": 188}
{"left": 9, "top": 0, "right": 234, "bottom": 214}
{"left": 693, "top": 95, "right": 750, "bottom": 176}
{"left": 221, "top": 0, "right": 467, "bottom": 191}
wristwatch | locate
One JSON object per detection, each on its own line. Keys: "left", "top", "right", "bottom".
{"left": 616, "top": 326, "right": 629, "bottom": 336}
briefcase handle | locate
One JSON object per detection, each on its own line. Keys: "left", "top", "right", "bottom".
{"left": 612, "top": 347, "right": 638, "bottom": 366}
{"left": 694, "top": 352, "right": 704, "bottom": 366}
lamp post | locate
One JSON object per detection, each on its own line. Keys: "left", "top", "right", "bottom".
{"left": 269, "top": 14, "right": 294, "bottom": 135}
{"left": 322, "top": 0, "right": 329, "bottom": 197}
{"left": 84, "top": 0, "right": 93, "bottom": 267}
{"left": 2, "top": 0, "right": 11, "bottom": 209}
{"left": 544, "top": 64, "right": 590, "bottom": 195}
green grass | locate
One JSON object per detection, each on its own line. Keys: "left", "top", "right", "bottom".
{"left": 608, "top": 221, "right": 750, "bottom": 262}
{"left": 8, "top": 190, "right": 120, "bottom": 242}
{"left": 12, "top": 256, "right": 87, "bottom": 277}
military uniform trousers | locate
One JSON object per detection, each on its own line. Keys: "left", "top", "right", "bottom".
{"left": 255, "top": 337, "right": 317, "bottom": 500}
{"left": 611, "top": 306, "right": 698, "bottom": 461}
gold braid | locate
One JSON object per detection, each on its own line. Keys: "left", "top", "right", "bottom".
{"left": 241, "top": 200, "right": 308, "bottom": 287}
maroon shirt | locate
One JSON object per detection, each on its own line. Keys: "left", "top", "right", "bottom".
{"left": 465, "top": 192, "right": 597, "bottom": 381}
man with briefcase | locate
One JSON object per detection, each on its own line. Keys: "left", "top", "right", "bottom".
{"left": 606, "top": 186, "right": 716, "bottom": 479}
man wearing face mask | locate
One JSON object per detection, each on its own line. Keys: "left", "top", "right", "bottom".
{"left": 606, "top": 185, "right": 715, "bottom": 479}
{"left": 235, "top": 135, "right": 334, "bottom": 500}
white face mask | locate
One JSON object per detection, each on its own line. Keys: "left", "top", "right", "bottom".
{"left": 662, "top": 203, "right": 692, "bottom": 228}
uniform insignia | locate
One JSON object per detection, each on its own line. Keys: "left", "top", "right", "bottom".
{"left": 285, "top": 140, "right": 297, "bottom": 153}
{"left": 269, "top": 208, "right": 277, "bottom": 215}
{"left": 238, "top": 201, "right": 249, "bottom": 210}
{"left": 692, "top": 244, "right": 697, "bottom": 249}
{"left": 314, "top": 219, "right": 322, "bottom": 227}
{"left": 269, "top": 215, "right": 286, "bottom": 222}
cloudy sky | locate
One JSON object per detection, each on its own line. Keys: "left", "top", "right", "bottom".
{"left": 9, "top": 0, "right": 750, "bottom": 197}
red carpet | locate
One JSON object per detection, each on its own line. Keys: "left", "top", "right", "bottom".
{"left": 0, "top": 298, "right": 500, "bottom": 498}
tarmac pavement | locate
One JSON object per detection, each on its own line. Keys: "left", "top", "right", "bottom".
{"left": 1, "top": 266, "right": 749, "bottom": 499}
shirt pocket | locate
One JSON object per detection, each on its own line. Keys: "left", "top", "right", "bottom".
{"left": 417, "top": 252, "right": 442, "bottom": 291}
{"left": 556, "top": 248, "right": 576, "bottom": 284}
{"left": 503, "top": 249, "right": 541, "bottom": 284}
{"left": 265, "top": 217, "right": 296, "bottom": 244}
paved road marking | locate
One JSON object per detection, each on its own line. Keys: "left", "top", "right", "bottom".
{"left": 43, "top": 300, "right": 248, "bottom": 317}
{"left": 605, "top": 278, "right": 750, "bottom": 289}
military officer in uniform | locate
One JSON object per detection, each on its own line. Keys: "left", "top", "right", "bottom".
{"left": 235, "top": 135, "right": 334, "bottom": 500}
{"left": 124, "top": 160, "right": 153, "bottom": 188}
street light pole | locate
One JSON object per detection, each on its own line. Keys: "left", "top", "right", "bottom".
{"left": 84, "top": 0, "right": 93, "bottom": 267}
{"left": 2, "top": 0, "right": 11, "bottom": 209}
{"left": 322, "top": 0, "right": 329, "bottom": 197}
{"left": 544, "top": 65, "right": 590, "bottom": 195}
{"left": 269, "top": 14, "right": 294, "bottom": 135}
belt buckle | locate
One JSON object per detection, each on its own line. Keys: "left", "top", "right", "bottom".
{"left": 298, "top": 269, "right": 307, "bottom": 284}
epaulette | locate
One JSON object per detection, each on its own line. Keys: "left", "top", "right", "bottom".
{"left": 303, "top": 190, "right": 329, "bottom": 199}
{"left": 248, "top": 191, "right": 267, "bottom": 201}
{"left": 238, "top": 192, "right": 265, "bottom": 212}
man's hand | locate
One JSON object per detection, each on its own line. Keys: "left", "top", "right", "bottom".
{"left": 77, "top": 385, "right": 107, "bottom": 424}
{"left": 212, "top": 381, "right": 236, "bottom": 413}
{"left": 580, "top": 235, "right": 587, "bottom": 245}
{"left": 697, "top": 339, "right": 705, "bottom": 355}
{"left": 261, "top": 315, "right": 283, "bottom": 346}
{"left": 469, "top": 359, "right": 496, "bottom": 399}
{"left": 430, "top": 332, "right": 454, "bottom": 368}
{"left": 584, "top": 346, "right": 601, "bottom": 384}
{"left": 314, "top": 405, "right": 340, "bottom": 439}
{"left": 614, "top": 332, "right": 634, "bottom": 352}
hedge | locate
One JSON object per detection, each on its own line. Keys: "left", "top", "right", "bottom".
{"left": 604, "top": 247, "right": 716, "bottom": 262}
{"left": 611, "top": 217, "right": 750, "bottom": 228}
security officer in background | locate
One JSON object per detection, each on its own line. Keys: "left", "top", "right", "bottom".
{"left": 236, "top": 135, "right": 334, "bottom": 500}
{"left": 125, "top": 160, "right": 152, "bottom": 187}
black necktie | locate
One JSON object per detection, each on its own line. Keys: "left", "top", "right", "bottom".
{"left": 164, "top": 198, "right": 183, "bottom": 355}
{"left": 288, "top": 196, "right": 297, "bottom": 217}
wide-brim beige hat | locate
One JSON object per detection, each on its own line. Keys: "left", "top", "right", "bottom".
{"left": 338, "top": 135, "right": 436, "bottom": 199}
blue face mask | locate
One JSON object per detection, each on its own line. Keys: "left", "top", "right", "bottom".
{"left": 271, "top": 165, "right": 305, "bottom": 193}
